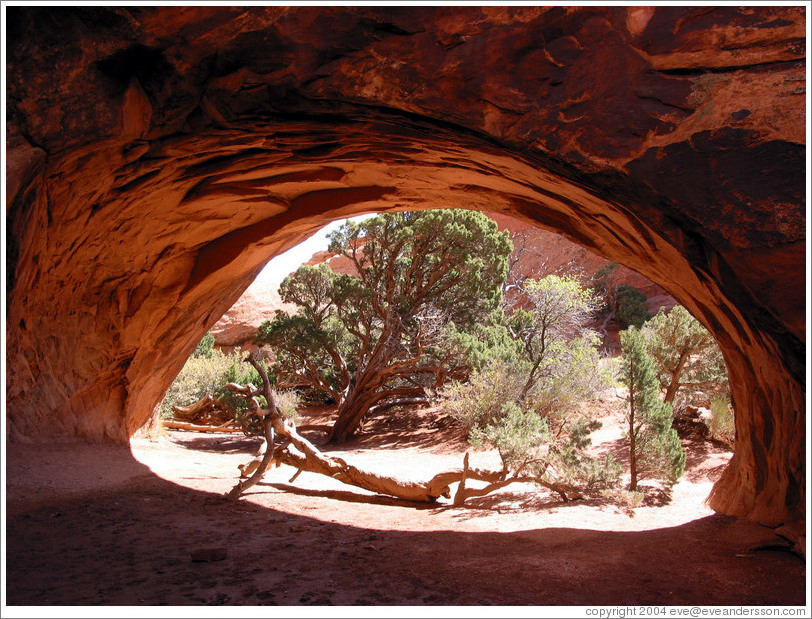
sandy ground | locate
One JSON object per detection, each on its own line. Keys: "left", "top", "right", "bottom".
{"left": 4, "top": 403, "right": 808, "bottom": 612}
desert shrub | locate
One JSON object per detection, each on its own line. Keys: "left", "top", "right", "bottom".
{"left": 469, "top": 401, "right": 550, "bottom": 473}
{"left": 274, "top": 389, "right": 301, "bottom": 422}
{"left": 445, "top": 366, "right": 621, "bottom": 492}
{"left": 442, "top": 360, "right": 527, "bottom": 433}
{"left": 193, "top": 331, "right": 216, "bottom": 358}
{"left": 708, "top": 394, "right": 735, "bottom": 444}
{"left": 616, "top": 284, "right": 650, "bottom": 328}
{"left": 442, "top": 274, "right": 620, "bottom": 496}
{"left": 159, "top": 347, "right": 241, "bottom": 417}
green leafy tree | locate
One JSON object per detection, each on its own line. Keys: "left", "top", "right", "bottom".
{"left": 620, "top": 327, "right": 685, "bottom": 491}
{"left": 507, "top": 274, "right": 604, "bottom": 402}
{"left": 642, "top": 305, "right": 729, "bottom": 408}
{"left": 442, "top": 275, "right": 620, "bottom": 498}
{"left": 591, "top": 263, "right": 650, "bottom": 329}
{"left": 256, "top": 210, "right": 513, "bottom": 443}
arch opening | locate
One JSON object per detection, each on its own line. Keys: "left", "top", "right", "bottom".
{"left": 6, "top": 114, "right": 804, "bottom": 524}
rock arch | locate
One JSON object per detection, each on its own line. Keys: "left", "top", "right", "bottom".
{"left": 5, "top": 6, "right": 806, "bottom": 524}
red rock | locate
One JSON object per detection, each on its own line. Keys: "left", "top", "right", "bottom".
{"left": 210, "top": 278, "right": 293, "bottom": 349}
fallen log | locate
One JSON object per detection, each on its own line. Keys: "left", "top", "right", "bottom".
{"left": 225, "top": 354, "right": 455, "bottom": 503}
{"left": 172, "top": 394, "right": 218, "bottom": 420}
{"left": 224, "top": 354, "right": 578, "bottom": 505}
{"left": 164, "top": 420, "right": 244, "bottom": 433}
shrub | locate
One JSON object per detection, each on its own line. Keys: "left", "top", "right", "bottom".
{"left": 708, "top": 394, "right": 735, "bottom": 445}
{"left": 159, "top": 347, "right": 241, "bottom": 418}
{"left": 442, "top": 361, "right": 621, "bottom": 493}
{"left": 193, "top": 331, "right": 216, "bottom": 358}
{"left": 442, "top": 361, "right": 526, "bottom": 433}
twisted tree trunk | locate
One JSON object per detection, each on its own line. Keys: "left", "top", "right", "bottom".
{"left": 225, "top": 354, "right": 456, "bottom": 502}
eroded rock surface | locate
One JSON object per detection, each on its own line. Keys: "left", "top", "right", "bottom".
{"left": 5, "top": 6, "right": 806, "bottom": 523}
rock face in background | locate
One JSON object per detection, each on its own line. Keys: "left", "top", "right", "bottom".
{"left": 210, "top": 278, "right": 292, "bottom": 350}
{"left": 5, "top": 6, "right": 805, "bottom": 524}
{"left": 486, "top": 212, "right": 675, "bottom": 313}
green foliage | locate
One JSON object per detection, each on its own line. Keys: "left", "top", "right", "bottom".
{"left": 159, "top": 347, "right": 243, "bottom": 417}
{"left": 620, "top": 327, "right": 686, "bottom": 490}
{"left": 446, "top": 311, "right": 522, "bottom": 371}
{"left": 215, "top": 357, "right": 266, "bottom": 423}
{"left": 442, "top": 361, "right": 529, "bottom": 434}
{"left": 642, "top": 305, "right": 729, "bottom": 409}
{"left": 591, "top": 263, "right": 650, "bottom": 328}
{"left": 256, "top": 209, "right": 514, "bottom": 442}
{"left": 444, "top": 363, "right": 620, "bottom": 491}
{"left": 470, "top": 401, "right": 551, "bottom": 473}
{"left": 193, "top": 332, "right": 216, "bottom": 358}
{"left": 616, "top": 284, "right": 650, "bottom": 328}
{"left": 442, "top": 274, "right": 619, "bottom": 494}
{"left": 508, "top": 274, "right": 611, "bottom": 405}
{"left": 708, "top": 394, "right": 735, "bottom": 444}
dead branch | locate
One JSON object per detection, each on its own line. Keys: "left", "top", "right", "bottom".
{"left": 224, "top": 354, "right": 585, "bottom": 506}
{"left": 225, "top": 354, "right": 456, "bottom": 503}
{"left": 163, "top": 420, "right": 243, "bottom": 433}
{"left": 172, "top": 394, "right": 217, "bottom": 420}
{"left": 226, "top": 412, "right": 277, "bottom": 501}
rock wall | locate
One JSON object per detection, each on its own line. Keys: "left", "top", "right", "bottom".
{"left": 5, "top": 6, "right": 805, "bottom": 523}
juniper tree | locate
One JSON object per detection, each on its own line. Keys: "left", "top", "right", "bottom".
{"left": 642, "top": 305, "right": 729, "bottom": 408}
{"left": 620, "top": 327, "right": 686, "bottom": 491}
{"left": 256, "top": 210, "right": 512, "bottom": 443}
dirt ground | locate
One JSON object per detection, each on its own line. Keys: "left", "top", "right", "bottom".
{"left": 4, "top": 401, "right": 808, "bottom": 611}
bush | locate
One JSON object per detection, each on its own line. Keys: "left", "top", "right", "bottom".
{"left": 160, "top": 344, "right": 301, "bottom": 430}
{"left": 442, "top": 361, "right": 621, "bottom": 492}
{"left": 442, "top": 274, "right": 620, "bottom": 496}
{"left": 193, "top": 331, "right": 216, "bottom": 358}
{"left": 159, "top": 347, "right": 242, "bottom": 418}
{"left": 442, "top": 361, "right": 527, "bottom": 433}
{"left": 616, "top": 284, "right": 650, "bottom": 328}
{"left": 708, "top": 394, "right": 735, "bottom": 445}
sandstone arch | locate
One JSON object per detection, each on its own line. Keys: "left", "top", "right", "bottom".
{"left": 5, "top": 6, "right": 806, "bottom": 525}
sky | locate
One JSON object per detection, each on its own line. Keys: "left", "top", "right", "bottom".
{"left": 253, "top": 214, "right": 376, "bottom": 289}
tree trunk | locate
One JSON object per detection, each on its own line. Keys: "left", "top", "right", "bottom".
{"left": 226, "top": 355, "right": 585, "bottom": 506}
{"left": 226, "top": 355, "right": 456, "bottom": 502}
{"left": 629, "top": 379, "right": 638, "bottom": 492}
{"left": 328, "top": 391, "right": 375, "bottom": 443}
{"left": 163, "top": 420, "right": 242, "bottom": 433}
{"left": 663, "top": 351, "right": 689, "bottom": 405}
